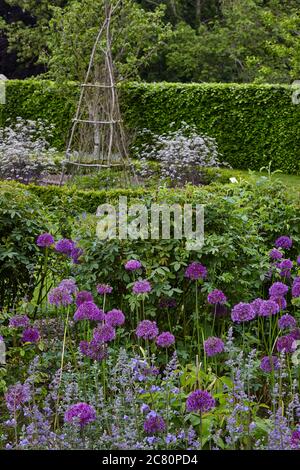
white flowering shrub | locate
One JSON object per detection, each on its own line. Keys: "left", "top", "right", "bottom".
{"left": 137, "top": 123, "right": 225, "bottom": 186}
{"left": 0, "top": 118, "right": 57, "bottom": 184}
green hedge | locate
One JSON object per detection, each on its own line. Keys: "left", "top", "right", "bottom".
{"left": 1, "top": 80, "right": 300, "bottom": 173}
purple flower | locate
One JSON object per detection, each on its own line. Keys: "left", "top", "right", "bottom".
{"left": 277, "top": 259, "right": 293, "bottom": 277}
{"left": 125, "top": 259, "right": 142, "bottom": 271}
{"left": 156, "top": 332, "right": 175, "bottom": 348}
{"left": 59, "top": 279, "right": 77, "bottom": 294}
{"left": 278, "top": 314, "right": 297, "bottom": 330}
{"left": 105, "top": 309, "right": 125, "bottom": 327}
{"left": 260, "top": 356, "right": 280, "bottom": 373}
{"left": 251, "top": 298, "right": 263, "bottom": 316}
{"left": 9, "top": 315, "right": 30, "bottom": 329}
{"left": 270, "top": 296, "right": 287, "bottom": 311}
{"left": 207, "top": 289, "right": 227, "bottom": 305}
{"left": 186, "top": 390, "right": 215, "bottom": 413}
{"left": 292, "top": 278, "right": 300, "bottom": 298}
{"left": 269, "top": 282, "right": 289, "bottom": 298}
{"left": 22, "top": 328, "right": 40, "bottom": 344}
{"left": 132, "top": 280, "right": 152, "bottom": 295}
{"left": 55, "top": 239, "right": 75, "bottom": 256}
{"left": 275, "top": 236, "right": 293, "bottom": 250}
{"left": 48, "top": 286, "right": 73, "bottom": 307}
{"left": 93, "top": 324, "right": 116, "bottom": 343}
{"left": 214, "top": 304, "right": 228, "bottom": 317}
{"left": 185, "top": 262, "right": 207, "bottom": 280}
{"left": 36, "top": 233, "right": 54, "bottom": 248}
{"left": 74, "top": 301, "right": 105, "bottom": 322}
{"left": 144, "top": 414, "right": 166, "bottom": 435}
{"left": 71, "top": 246, "right": 83, "bottom": 264}
{"left": 76, "top": 291, "right": 94, "bottom": 307}
{"left": 231, "top": 302, "right": 256, "bottom": 323}
{"left": 96, "top": 284, "right": 113, "bottom": 295}
{"left": 5, "top": 383, "right": 31, "bottom": 411}
{"left": 290, "top": 328, "right": 300, "bottom": 340}
{"left": 204, "top": 337, "right": 224, "bottom": 357}
{"left": 136, "top": 320, "right": 159, "bottom": 340}
{"left": 79, "top": 340, "right": 108, "bottom": 362}
{"left": 276, "top": 335, "right": 296, "bottom": 354}
{"left": 297, "top": 256, "right": 300, "bottom": 266}
{"left": 290, "top": 430, "right": 300, "bottom": 449}
{"left": 269, "top": 248, "right": 283, "bottom": 260}
{"left": 64, "top": 403, "right": 96, "bottom": 428}
{"left": 258, "top": 300, "right": 280, "bottom": 317}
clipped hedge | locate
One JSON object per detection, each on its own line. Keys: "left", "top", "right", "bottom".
{"left": 1, "top": 80, "right": 300, "bottom": 173}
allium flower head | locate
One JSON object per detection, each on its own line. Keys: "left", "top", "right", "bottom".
{"left": 22, "top": 328, "right": 40, "bottom": 344}
{"left": 251, "top": 298, "right": 263, "bottom": 316}
{"left": 64, "top": 403, "right": 96, "bottom": 428}
{"left": 93, "top": 324, "right": 116, "bottom": 343}
{"left": 260, "top": 356, "right": 280, "bottom": 373}
{"left": 297, "top": 256, "right": 300, "bottom": 266}
{"left": 231, "top": 302, "right": 256, "bottom": 323}
{"left": 207, "top": 289, "right": 227, "bottom": 305}
{"left": 74, "top": 301, "right": 105, "bottom": 322}
{"left": 276, "top": 335, "right": 296, "bottom": 354}
{"left": 71, "top": 246, "right": 83, "bottom": 264}
{"left": 132, "top": 280, "right": 152, "bottom": 295}
{"left": 290, "top": 328, "right": 300, "bottom": 340}
{"left": 292, "top": 277, "right": 300, "bottom": 298}
{"left": 76, "top": 290, "right": 94, "bottom": 307}
{"left": 277, "top": 259, "right": 293, "bottom": 277}
{"left": 204, "top": 337, "right": 224, "bottom": 357}
{"left": 290, "top": 430, "right": 300, "bottom": 449}
{"left": 269, "top": 282, "right": 289, "bottom": 298}
{"left": 278, "top": 314, "right": 297, "bottom": 330}
{"left": 105, "top": 309, "right": 125, "bottom": 327}
{"left": 185, "top": 262, "right": 207, "bottom": 280}
{"left": 186, "top": 390, "right": 215, "bottom": 413}
{"left": 144, "top": 414, "right": 166, "bottom": 435}
{"left": 55, "top": 238, "right": 75, "bottom": 256}
{"left": 156, "top": 332, "right": 175, "bottom": 348}
{"left": 96, "top": 284, "right": 113, "bottom": 295}
{"left": 125, "top": 259, "right": 142, "bottom": 271}
{"left": 9, "top": 315, "right": 30, "bottom": 329}
{"left": 5, "top": 383, "right": 31, "bottom": 411}
{"left": 48, "top": 286, "right": 73, "bottom": 307}
{"left": 269, "top": 248, "right": 283, "bottom": 260}
{"left": 259, "top": 300, "right": 280, "bottom": 317}
{"left": 136, "top": 320, "right": 159, "bottom": 340}
{"left": 79, "top": 340, "right": 108, "bottom": 362}
{"left": 36, "top": 233, "right": 54, "bottom": 248}
{"left": 270, "top": 296, "right": 287, "bottom": 311}
{"left": 59, "top": 279, "right": 77, "bottom": 294}
{"left": 275, "top": 236, "right": 293, "bottom": 250}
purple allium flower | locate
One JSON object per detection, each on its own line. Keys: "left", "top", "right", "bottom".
{"left": 278, "top": 314, "right": 297, "bottom": 330}
{"left": 93, "top": 324, "right": 116, "bottom": 343}
{"left": 74, "top": 301, "right": 105, "bottom": 322}
{"left": 260, "top": 356, "right": 280, "bottom": 373}
{"left": 75, "top": 290, "right": 94, "bottom": 307}
{"left": 297, "top": 256, "right": 300, "bottom": 266}
{"left": 270, "top": 296, "right": 287, "bottom": 311}
{"left": 36, "top": 233, "right": 54, "bottom": 248}
{"left": 132, "top": 280, "right": 152, "bottom": 295}
{"left": 251, "top": 298, "right": 263, "bottom": 316}
{"left": 96, "top": 284, "right": 113, "bottom": 295}
{"left": 125, "top": 259, "right": 142, "bottom": 271}
{"left": 64, "top": 403, "right": 96, "bottom": 428}
{"left": 290, "top": 328, "right": 300, "bottom": 340}
{"left": 185, "top": 262, "right": 207, "bottom": 280}
{"left": 156, "top": 332, "right": 175, "bottom": 348}
{"left": 269, "top": 248, "right": 283, "bottom": 260}
{"left": 105, "top": 309, "right": 125, "bottom": 327}
{"left": 231, "top": 302, "right": 256, "bottom": 323}
{"left": 79, "top": 340, "right": 108, "bottom": 362}
{"left": 290, "top": 430, "right": 300, "bottom": 449}
{"left": 158, "top": 298, "right": 177, "bottom": 309}
{"left": 207, "top": 289, "right": 227, "bottom": 305}
{"left": 55, "top": 239, "right": 75, "bottom": 256}
{"left": 186, "top": 390, "right": 215, "bottom": 413}
{"left": 276, "top": 335, "right": 297, "bottom": 354}
{"left": 292, "top": 277, "right": 300, "bottom": 298}
{"left": 258, "top": 300, "right": 280, "bottom": 317}
{"left": 275, "top": 236, "right": 293, "bottom": 250}
{"left": 71, "top": 246, "right": 83, "bottom": 264}
{"left": 214, "top": 304, "right": 228, "bottom": 317}
{"left": 9, "top": 315, "right": 30, "bottom": 329}
{"left": 22, "top": 328, "right": 40, "bottom": 344}
{"left": 269, "top": 282, "right": 289, "bottom": 298}
{"left": 136, "top": 320, "right": 159, "bottom": 340}
{"left": 204, "top": 337, "right": 224, "bottom": 357}
{"left": 277, "top": 259, "right": 293, "bottom": 277}
{"left": 5, "top": 383, "right": 31, "bottom": 411}
{"left": 59, "top": 279, "right": 77, "bottom": 294}
{"left": 48, "top": 286, "right": 73, "bottom": 307}
{"left": 144, "top": 414, "right": 166, "bottom": 435}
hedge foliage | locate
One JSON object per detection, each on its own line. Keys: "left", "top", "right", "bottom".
{"left": 1, "top": 80, "right": 300, "bottom": 173}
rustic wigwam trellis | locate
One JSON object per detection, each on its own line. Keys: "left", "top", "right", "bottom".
{"left": 60, "top": 0, "right": 132, "bottom": 186}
